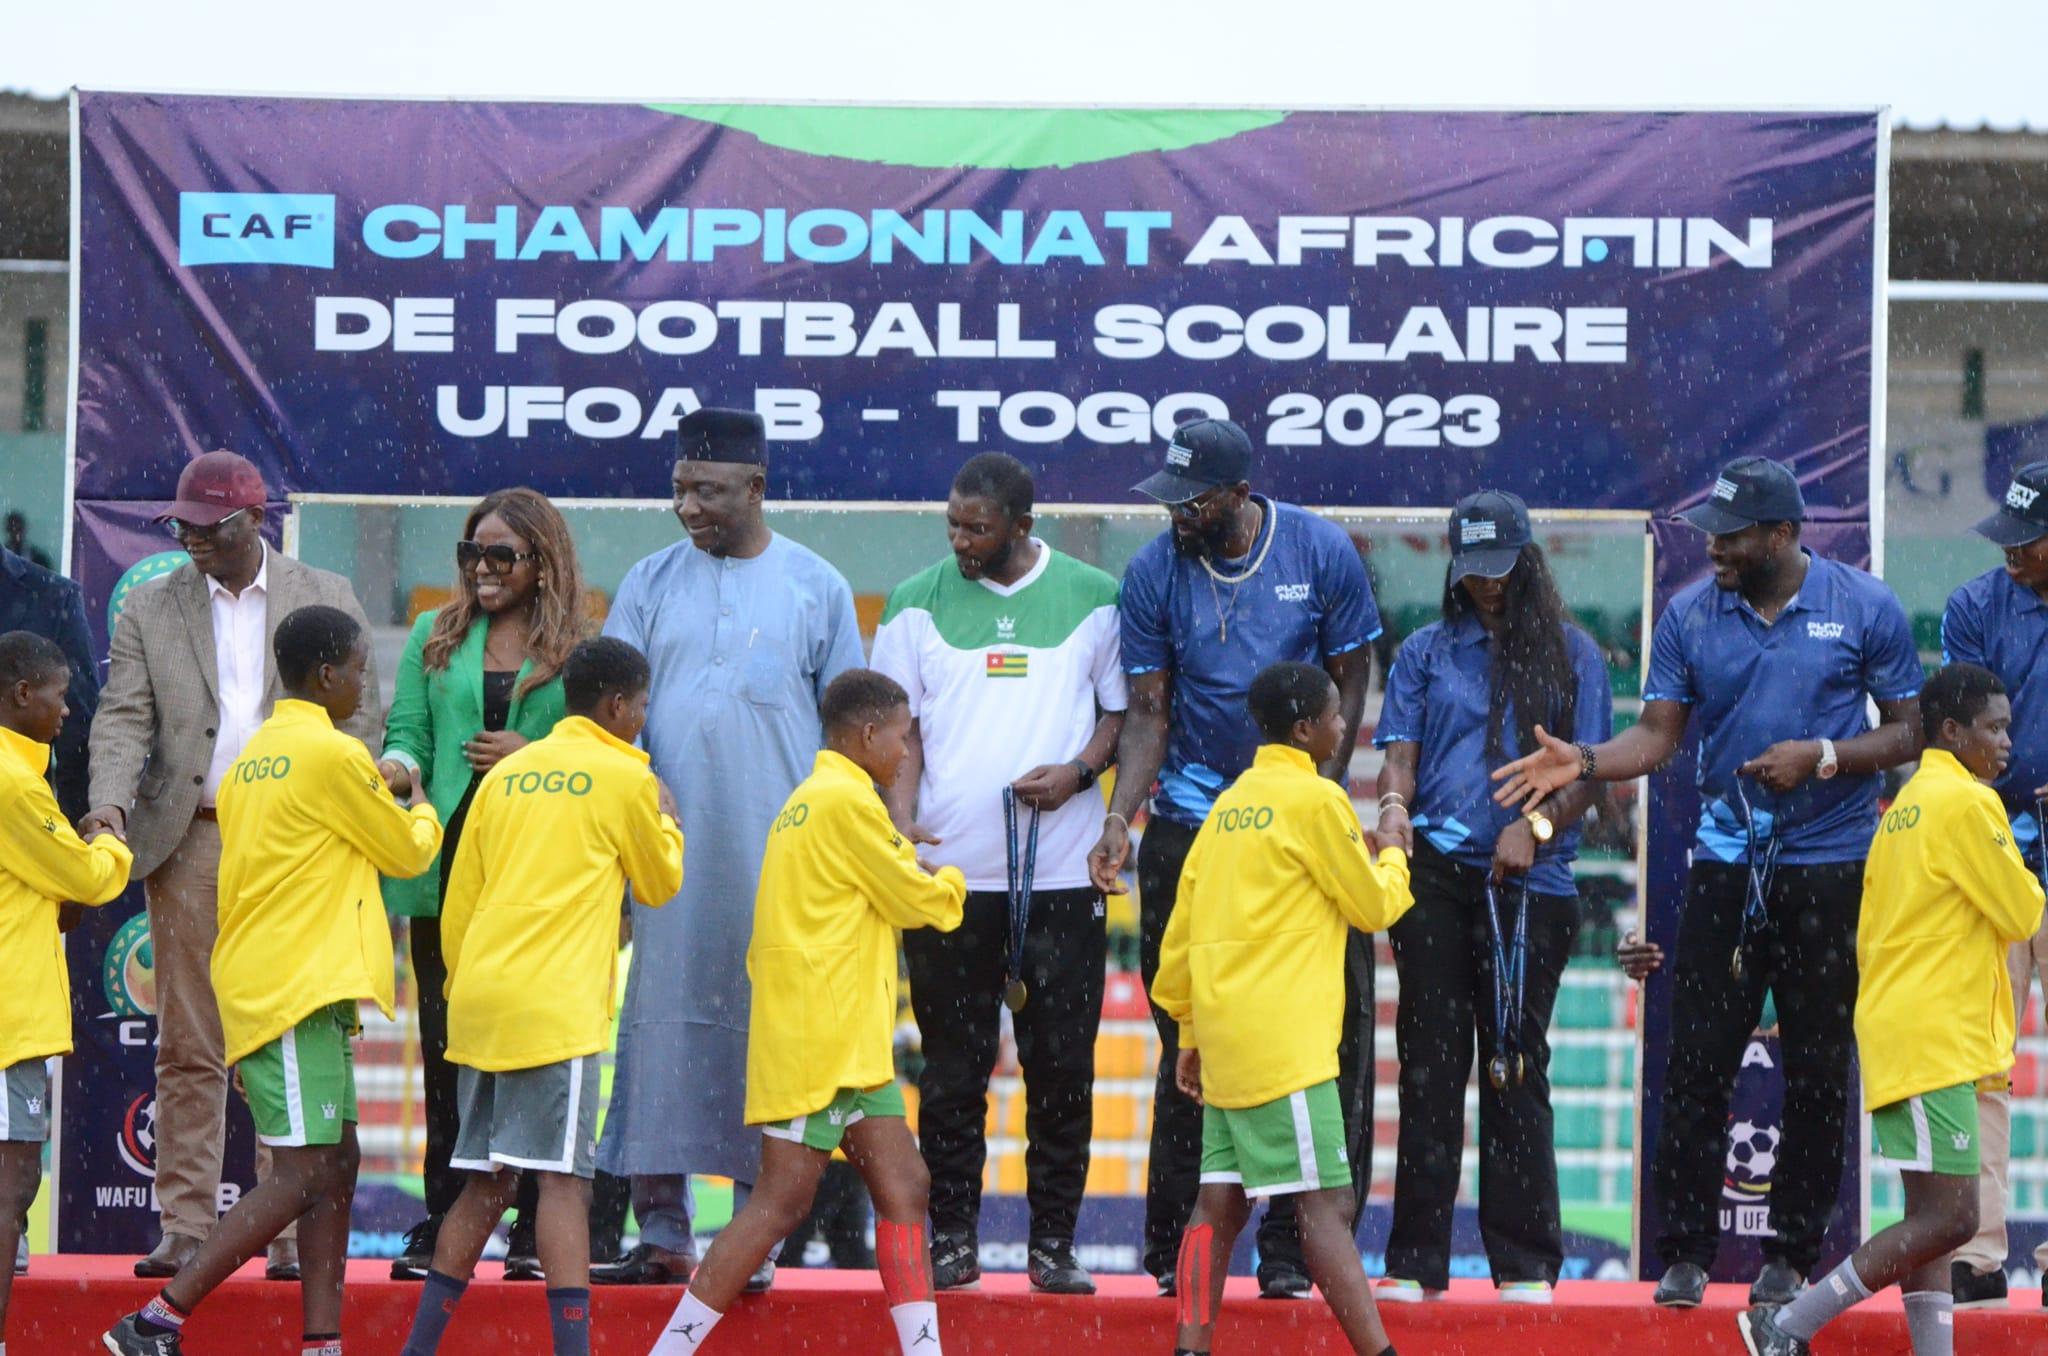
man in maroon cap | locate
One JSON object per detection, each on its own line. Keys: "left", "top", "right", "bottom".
{"left": 82, "top": 450, "right": 383, "bottom": 1281}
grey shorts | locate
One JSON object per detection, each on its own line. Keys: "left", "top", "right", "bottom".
{"left": 450, "top": 1054, "right": 601, "bottom": 1178}
{"left": 1, "top": 1059, "right": 51, "bottom": 1143}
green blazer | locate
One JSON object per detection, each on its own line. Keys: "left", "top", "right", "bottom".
{"left": 378, "top": 609, "right": 568, "bottom": 918}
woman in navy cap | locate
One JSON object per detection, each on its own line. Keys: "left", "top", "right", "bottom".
{"left": 1371, "top": 490, "right": 1612, "bottom": 1306}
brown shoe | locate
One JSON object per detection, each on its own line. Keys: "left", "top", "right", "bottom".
{"left": 265, "top": 1238, "right": 300, "bottom": 1281}
{"left": 133, "top": 1232, "right": 201, "bottom": 1278}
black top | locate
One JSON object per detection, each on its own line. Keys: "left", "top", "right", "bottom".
{"left": 437, "top": 669, "right": 520, "bottom": 901}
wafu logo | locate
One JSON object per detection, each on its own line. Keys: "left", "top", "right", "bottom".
{"left": 2010, "top": 481, "right": 2041, "bottom": 511}
{"left": 179, "top": 192, "right": 336, "bottom": 268}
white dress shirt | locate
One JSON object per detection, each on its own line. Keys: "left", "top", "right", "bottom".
{"left": 201, "top": 545, "right": 270, "bottom": 805}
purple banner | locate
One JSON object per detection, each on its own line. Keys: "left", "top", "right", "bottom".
{"left": 74, "top": 96, "right": 1879, "bottom": 515}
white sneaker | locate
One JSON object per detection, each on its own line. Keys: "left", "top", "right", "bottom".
{"left": 1376, "top": 1278, "right": 1442, "bottom": 1303}
{"left": 1499, "top": 1281, "right": 1554, "bottom": 1305}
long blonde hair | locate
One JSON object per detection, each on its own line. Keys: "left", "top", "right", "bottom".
{"left": 422, "top": 487, "right": 587, "bottom": 698}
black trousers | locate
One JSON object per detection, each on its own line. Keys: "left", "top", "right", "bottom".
{"left": 1654, "top": 860, "right": 1860, "bottom": 1275}
{"left": 411, "top": 915, "right": 466, "bottom": 1218}
{"left": 1384, "top": 844, "right": 1577, "bottom": 1289}
{"left": 904, "top": 886, "right": 1106, "bottom": 1245}
{"left": 1137, "top": 815, "right": 1375, "bottom": 1283}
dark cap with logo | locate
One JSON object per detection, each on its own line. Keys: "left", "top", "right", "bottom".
{"left": 677, "top": 407, "right": 767, "bottom": 466}
{"left": 1677, "top": 456, "right": 1806, "bottom": 535}
{"left": 155, "top": 450, "right": 267, "bottom": 526}
{"left": 1974, "top": 461, "right": 2048, "bottom": 548}
{"left": 1448, "top": 490, "right": 1534, "bottom": 582}
{"left": 1132, "top": 418, "right": 1254, "bottom": 505}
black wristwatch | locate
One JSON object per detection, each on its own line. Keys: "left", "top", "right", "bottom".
{"left": 1069, "top": 758, "right": 1098, "bottom": 791}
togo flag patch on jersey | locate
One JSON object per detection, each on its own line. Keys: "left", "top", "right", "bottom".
{"left": 985, "top": 651, "right": 1028, "bottom": 678}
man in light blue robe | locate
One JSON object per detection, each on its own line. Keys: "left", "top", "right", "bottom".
{"left": 593, "top": 409, "right": 863, "bottom": 1287}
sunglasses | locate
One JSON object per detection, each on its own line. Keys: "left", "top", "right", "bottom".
{"left": 165, "top": 507, "right": 250, "bottom": 542}
{"left": 1171, "top": 489, "right": 1229, "bottom": 520}
{"left": 457, "top": 540, "right": 539, "bottom": 574}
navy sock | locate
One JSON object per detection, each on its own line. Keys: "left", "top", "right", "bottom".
{"left": 548, "top": 1286, "right": 592, "bottom": 1356}
{"left": 399, "top": 1269, "right": 469, "bottom": 1356}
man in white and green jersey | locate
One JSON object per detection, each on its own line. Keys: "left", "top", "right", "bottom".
{"left": 873, "top": 452, "right": 1126, "bottom": 1297}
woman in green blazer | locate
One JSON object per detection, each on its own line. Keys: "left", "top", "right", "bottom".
{"left": 375, "top": 487, "right": 587, "bottom": 1281}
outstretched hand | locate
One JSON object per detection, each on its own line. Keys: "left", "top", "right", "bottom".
{"left": 1491, "top": 724, "right": 1581, "bottom": 810}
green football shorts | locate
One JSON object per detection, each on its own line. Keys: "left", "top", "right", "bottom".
{"left": 237, "top": 1001, "right": 359, "bottom": 1147}
{"left": 1199, "top": 1079, "right": 1350, "bottom": 1198}
{"left": 760, "top": 1082, "right": 907, "bottom": 1152}
{"left": 1871, "top": 1081, "right": 1980, "bottom": 1176}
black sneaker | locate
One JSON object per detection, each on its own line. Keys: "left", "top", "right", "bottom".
{"left": 1653, "top": 1261, "right": 1708, "bottom": 1308}
{"left": 390, "top": 1215, "right": 441, "bottom": 1281}
{"left": 504, "top": 1218, "right": 544, "bottom": 1282}
{"left": 1155, "top": 1271, "right": 1176, "bottom": 1298}
{"left": 1951, "top": 1259, "right": 2009, "bottom": 1309}
{"left": 1748, "top": 1259, "right": 1804, "bottom": 1306}
{"left": 931, "top": 1232, "right": 980, "bottom": 1291}
{"left": 102, "top": 1314, "right": 183, "bottom": 1355}
{"left": 1027, "top": 1239, "right": 1097, "bottom": 1295}
{"left": 1736, "top": 1304, "right": 1811, "bottom": 1356}
{"left": 1257, "top": 1261, "right": 1312, "bottom": 1300}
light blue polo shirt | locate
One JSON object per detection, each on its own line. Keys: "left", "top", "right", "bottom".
{"left": 1644, "top": 550, "right": 1923, "bottom": 866}
{"left": 1121, "top": 497, "right": 1381, "bottom": 827}
{"left": 1375, "top": 614, "right": 1613, "bottom": 896}
{"left": 1943, "top": 565, "right": 2048, "bottom": 864}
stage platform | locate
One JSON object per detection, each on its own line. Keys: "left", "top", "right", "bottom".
{"left": 13, "top": 1258, "right": 2045, "bottom": 1353}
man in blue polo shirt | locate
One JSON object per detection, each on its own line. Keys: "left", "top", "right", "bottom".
{"left": 1943, "top": 459, "right": 2048, "bottom": 1310}
{"left": 1493, "top": 456, "right": 1922, "bottom": 1310}
{"left": 1086, "top": 417, "right": 1381, "bottom": 1298}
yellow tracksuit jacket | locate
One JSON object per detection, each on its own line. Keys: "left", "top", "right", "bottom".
{"left": 441, "top": 716, "right": 685, "bottom": 1072}
{"left": 1153, "top": 743, "right": 1413, "bottom": 1109}
{"left": 215, "top": 699, "right": 442, "bottom": 1065}
{"left": 1858, "top": 747, "right": 2046, "bottom": 1110}
{"left": 745, "top": 749, "right": 967, "bottom": 1125}
{"left": 0, "top": 725, "right": 133, "bottom": 1067}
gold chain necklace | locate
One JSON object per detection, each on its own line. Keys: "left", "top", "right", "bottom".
{"left": 1201, "top": 502, "right": 1273, "bottom": 643}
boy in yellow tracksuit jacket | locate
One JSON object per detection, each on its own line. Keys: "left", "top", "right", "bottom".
{"left": 397, "top": 637, "right": 684, "bottom": 1356}
{"left": 106, "top": 605, "right": 441, "bottom": 1356}
{"left": 1154, "top": 662, "right": 1412, "bottom": 1356}
{"left": 0, "top": 632, "right": 131, "bottom": 1352}
{"left": 1741, "top": 663, "right": 2046, "bottom": 1356}
{"left": 651, "top": 669, "right": 966, "bottom": 1356}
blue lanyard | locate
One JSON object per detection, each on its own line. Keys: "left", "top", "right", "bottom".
{"left": 1730, "top": 780, "right": 1781, "bottom": 982}
{"left": 1001, "top": 787, "right": 1040, "bottom": 1012}
{"left": 1485, "top": 879, "right": 1530, "bottom": 1090}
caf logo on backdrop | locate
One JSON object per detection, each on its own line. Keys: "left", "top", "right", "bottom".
{"left": 118, "top": 1094, "right": 158, "bottom": 1179}
{"left": 101, "top": 912, "right": 158, "bottom": 1018}
{"left": 177, "top": 192, "right": 337, "bottom": 269}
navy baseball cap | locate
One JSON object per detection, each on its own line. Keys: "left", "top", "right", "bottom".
{"left": 1448, "top": 490, "right": 1533, "bottom": 582}
{"left": 1678, "top": 457, "right": 1805, "bottom": 535}
{"left": 1974, "top": 461, "right": 2048, "bottom": 548}
{"left": 1132, "top": 419, "right": 1253, "bottom": 505}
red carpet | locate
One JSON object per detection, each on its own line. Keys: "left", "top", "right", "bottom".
{"left": 12, "top": 1258, "right": 2043, "bottom": 1353}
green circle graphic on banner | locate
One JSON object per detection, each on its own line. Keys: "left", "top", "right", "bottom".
{"left": 101, "top": 911, "right": 157, "bottom": 1018}
{"left": 107, "top": 551, "right": 188, "bottom": 641}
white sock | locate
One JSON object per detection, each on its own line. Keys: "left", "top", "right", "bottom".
{"left": 649, "top": 1291, "right": 723, "bottom": 1355}
{"left": 890, "top": 1300, "right": 941, "bottom": 1355}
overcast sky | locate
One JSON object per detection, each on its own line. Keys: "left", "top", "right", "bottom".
{"left": 6, "top": 0, "right": 2046, "bottom": 128}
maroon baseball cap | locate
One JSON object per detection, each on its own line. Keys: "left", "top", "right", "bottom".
{"left": 156, "top": 450, "right": 267, "bottom": 525}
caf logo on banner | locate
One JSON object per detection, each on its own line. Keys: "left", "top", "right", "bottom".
{"left": 101, "top": 913, "right": 157, "bottom": 1018}
{"left": 106, "top": 552, "right": 188, "bottom": 641}
{"left": 118, "top": 1094, "right": 158, "bottom": 1179}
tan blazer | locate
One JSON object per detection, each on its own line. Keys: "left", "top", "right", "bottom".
{"left": 88, "top": 554, "right": 384, "bottom": 879}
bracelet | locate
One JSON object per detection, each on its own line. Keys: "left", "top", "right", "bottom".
{"left": 1104, "top": 811, "right": 1130, "bottom": 833}
{"left": 1376, "top": 791, "right": 1408, "bottom": 810}
{"left": 1575, "top": 742, "right": 1597, "bottom": 782}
